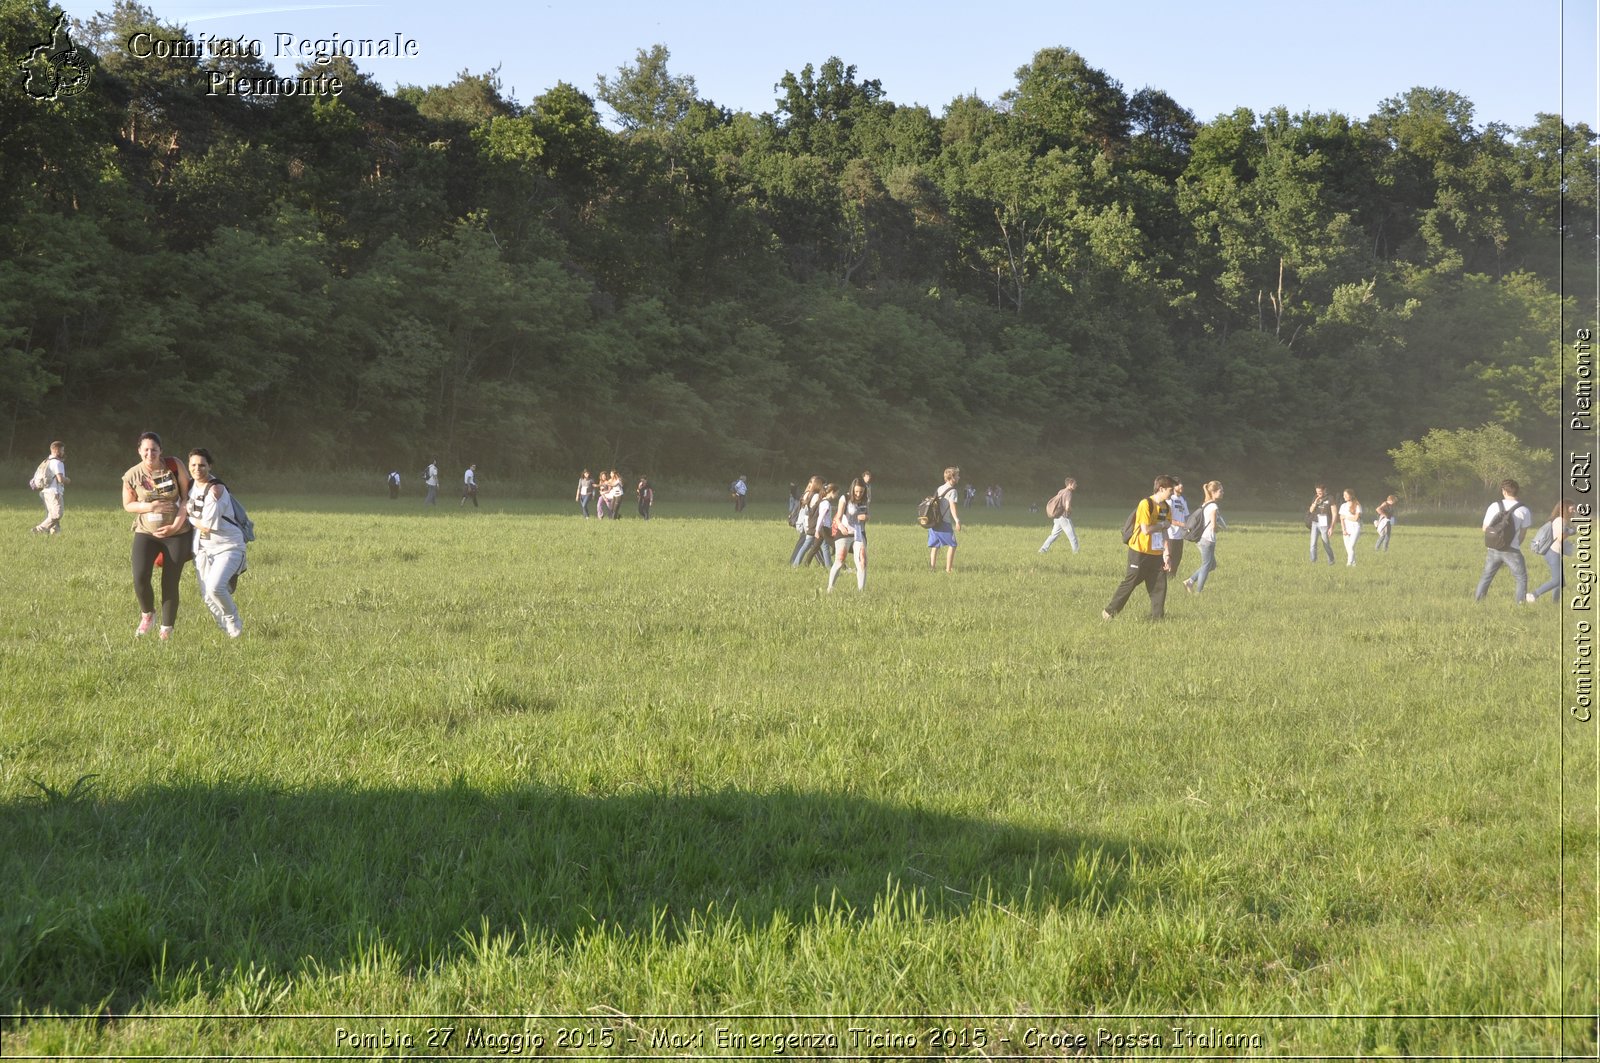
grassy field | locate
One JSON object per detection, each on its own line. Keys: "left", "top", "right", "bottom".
{"left": 0, "top": 491, "right": 1592, "bottom": 1059}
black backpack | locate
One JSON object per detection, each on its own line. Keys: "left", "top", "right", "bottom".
{"left": 917, "top": 487, "right": 946, "bottom": 528}
{"left": 1484, "top": 500, "right": 1521, "bottom": 550}
{"left": 1183, "top": 504, "right": 1210, "bottom": 543}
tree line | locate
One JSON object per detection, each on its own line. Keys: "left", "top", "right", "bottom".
{"left": 2, "top": 0, "right": 1592, "bottom": 502}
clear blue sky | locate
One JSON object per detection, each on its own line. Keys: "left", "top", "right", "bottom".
{"left": 72, "top": 0, "right": 1599, "bottom": 131}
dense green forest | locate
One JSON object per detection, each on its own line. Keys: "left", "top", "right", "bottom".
{"left": 2, "top": 0, "right": 1593, "bottom": 497}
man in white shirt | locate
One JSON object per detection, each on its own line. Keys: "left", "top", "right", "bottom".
{"left": 461, "top": 464, "right": 478, "bottom": 508}
{"left": 424, "top": 461, "right": 439, "bottom": 505}
{"left": 1474, "top": 478, "right": 1533, "bottom": 603}
{"left": 32, "top": 440, "right": 68, "bottom": 535}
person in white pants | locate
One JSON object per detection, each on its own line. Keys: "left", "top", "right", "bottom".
{"left": 1338, "top": 488, "right": 1363, "bottom": 566}
{"left": 186, "top": 448, "right": 247, "bottom": 638}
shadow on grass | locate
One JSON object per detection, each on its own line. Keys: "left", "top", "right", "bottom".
{"left": 2, "top": 780, "right": 1158, "bottom": 1013}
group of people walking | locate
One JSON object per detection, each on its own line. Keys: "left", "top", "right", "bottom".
{"left": 788, "top": 473, "right": 871, "bottom": 590}
{"left": 117, "top": 432, "right": 248, "bottom": 641}
{"left": 1100, "top": 476, "right": 1228, "bottom": 621}
{"left": 1306, "top": 484, "right": 1399, "bottom": 565}
{"left": 1472, "top": 479, "right": 1577, "bottom": 605}
{"left": 577, "top": 469, "right": 651, "bottom": 520}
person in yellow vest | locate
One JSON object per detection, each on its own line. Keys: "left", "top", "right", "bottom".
{"left": 1102, "top": 475, "right": 1176, "bottom": 621}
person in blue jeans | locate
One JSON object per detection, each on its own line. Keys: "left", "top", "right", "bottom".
{"left": 1530, "top": 499, "right": 1575, "bottom": 604}
{"left": 1183, "top": 481, "right": 1226, "bottom": 593}
{"left": 1307, "top": 484, "right": 1336, "bottom": 564}
{"left": 1474, "top": 479, "right": 1533, "bottom": 603}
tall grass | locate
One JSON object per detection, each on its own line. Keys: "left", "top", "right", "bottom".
{"left": 0, "top": 492, "right": 1589, "bottom": 1057}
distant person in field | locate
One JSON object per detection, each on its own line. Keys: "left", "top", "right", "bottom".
{"left": 387, "top": 470, "right": 401, "bottom": 499}
{"left": 828, "top": 478, "right": 869, "bottom": 591}
{"left": 861, "top": 469, "right": 873, "bottom": 505}
{"left": 1474, "top": 478, "right": 1533, "bottom": 603}
{"left": 595, "top": 471, "right": 613, "bottom": 519}
{"left": 1529, "top": 498, "right": 1576, "bottom": 604}
{"left": 1038, "top": 476, "right": 1079, "bottom": 554}
{"left": 787, "top": 481, "right": 801, "bottom": 523}
{"left": 1307, "top": 483, "right": 1336, "bottom": 565}
{"left": 424, "top": 460, "right": 439, "bottom": 505}
{"left": 928, "top": 467, "right": 962, "bottom": 573}
{"left": 31, "top": 440, "right": 68, "bottom": 535}
{"left": 1183, "top": 481, "right": 1227, "bottom": 594}
{"left": 461, "top": 464, "right": 479, "bottom": 507}
{"left": 1374, "top": 494, "right": 1398, "bottom": 551}
{"left": 790, "top": 476, "right": 823, "bottom": 565}
{"left": 122, "top": 431, "right": 193, "bottom": 640}
{"left": 1338, "top": 488, "right": 1363, "bottom": 565}
{"left": 964, "top": 482, "right": 976, "bottom": 506}
{"left": 1103, "top": 475, "right": 1175, "bottom": 621}
{"left": 577, "top": 469, "right": 594, "bottom": 518}
{"left": 636, "top": 477, "right": 653, "bottom": 519}
{"left": 185, "top": 448, "right": 246, "bottom": 639}
{"left": 731, "top": 475, "right": 748, "bottom": 513}
{"left": 606, "top": 470, "right": 624, "bottom": 519}
{"left": 1165, "top": 479, "right": 1190, "bottom": 575}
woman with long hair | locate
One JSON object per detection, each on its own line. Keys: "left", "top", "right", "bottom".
{"left": 1338, "top": 488, "right": 1362, "bottom": 567}
{"left": 186, "top": 448, "right": 246, "bottom": 638}
{"left": 1182, "top": 481, "right": 1226, "bottom": 594}
{"left": 121, "top": 431, "right": 192, "bottom": 640}
{"left": 1531, "top": 499, "right": 1576, "bottom": 604}
{"left": 828, "top": 478, "right": 869, "bottom": 591}
{"left": 790, "top": 476, "right": 823, "bottom": 565}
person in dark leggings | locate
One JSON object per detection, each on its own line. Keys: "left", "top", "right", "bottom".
{"left": 121, "top": 431, "right": 193, "bottom": 640}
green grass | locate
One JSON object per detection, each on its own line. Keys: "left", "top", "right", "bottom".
{"left": 0, "top": 493, "right": 1591, "bottom": 1058}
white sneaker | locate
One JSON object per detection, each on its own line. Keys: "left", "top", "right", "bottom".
{"left": 1524, "top": 593, "right": 1536, "bottom": 604}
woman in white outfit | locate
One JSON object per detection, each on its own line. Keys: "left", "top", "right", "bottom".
{"left": 1338, "top": 488, "right": 1362, "bottom": 566}
{"left": 828, "top": 478, "right": 869, "bottom": 591}
{"left": 186, "top": 448, "right": 247, "bottom": 638}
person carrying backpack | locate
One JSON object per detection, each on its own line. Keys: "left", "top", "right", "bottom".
{"left": 1529, "top": 499, "right": 1576, "bottom": 604}
{"left": 1038, "top": 476, "right": 1079, "bottom": 554}
{"left": 1103, "top": 475, "right": 1175, "bottom": 621}
{"left": 1474, "top": 479, "right": 1533, "bottom": 604}
{"left": 30, "top": 440, "right": 68, "bottom": 535}
{"left": 927, "top": 467, "right": 962, "bottom": 573}
{"left": 185, "top": 448, "right": 247, "bottom": 639}
{"left": 1182, "top": 481, "right": 1227, "bottom": 594}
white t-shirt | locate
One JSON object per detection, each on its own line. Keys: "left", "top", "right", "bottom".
{"left": 1338, "top": 501, "right": 1361, "bottom": 533}
{"left": 44, "top": 457, "right": 65, "bottom": 495}
{"left": 1199, "top": 501, "right": 1221, "bottom": 543}
{"left": 1168, "top": 494, "right": 1190, "bottom": 537}
{"left": 464, "top": 468, "right": 476, "bottom": 487}
{"left": 1482, "top": 498, "right": 1533, "bottom": 549}
{"left": 815, "top": 497, "right": 833, "bottom": 532}
{"left": 189, "top": 480, "right": 245, "bottom": 551}
{"left": 425, "top": 464, "right": 439, "bottom": 487}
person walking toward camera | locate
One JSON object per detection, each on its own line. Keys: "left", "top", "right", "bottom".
{"left": 122, "top": 431, "right": 192, "bottom": 640}
{"left": 1038, "top": 476, "right": 1079, "bottom": 554}
{"left": 928, "top": 467, "right": 962, "bottom": 573}
{"left": 185, "top": 448, "right": 246, "bottom": 638}
{"left": 1103, "top": 475, "right": 1175, "bottom": 621}
{"left": 577, "top": 469, "right": 594, "bottom": 518}
{"left": 636, "top": 477, "right": 653, "bottom": 520}
{"left": 1474, "top": 479, "right": 1533, "bottom": 603}
{"left": 1338, "top": 488, "right": 1363, "bottom": 566}
{"left": 387, "top": 470, "right": 401, "bottom": 500}
{"left": 1307, "top": 483, "right": 1336, "bottom": 564}
{"left": 828, "top": 478, "right": 869, "bottom": 591}
{"left": 31, "top": 440, "right": 68, "bottom": 535}
{"left": 731, "top": 475, "right": 748, "bottom": 513}
{"left": 1182, "top": 481, "right": 1226, "bottom": 594}
{"left": 1374, "top": 494, "right": 1397, "bottom": 551}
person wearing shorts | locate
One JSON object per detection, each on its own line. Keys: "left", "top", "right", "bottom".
{"left": 928, "top": 467, "right": 962, "bottom": 573}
